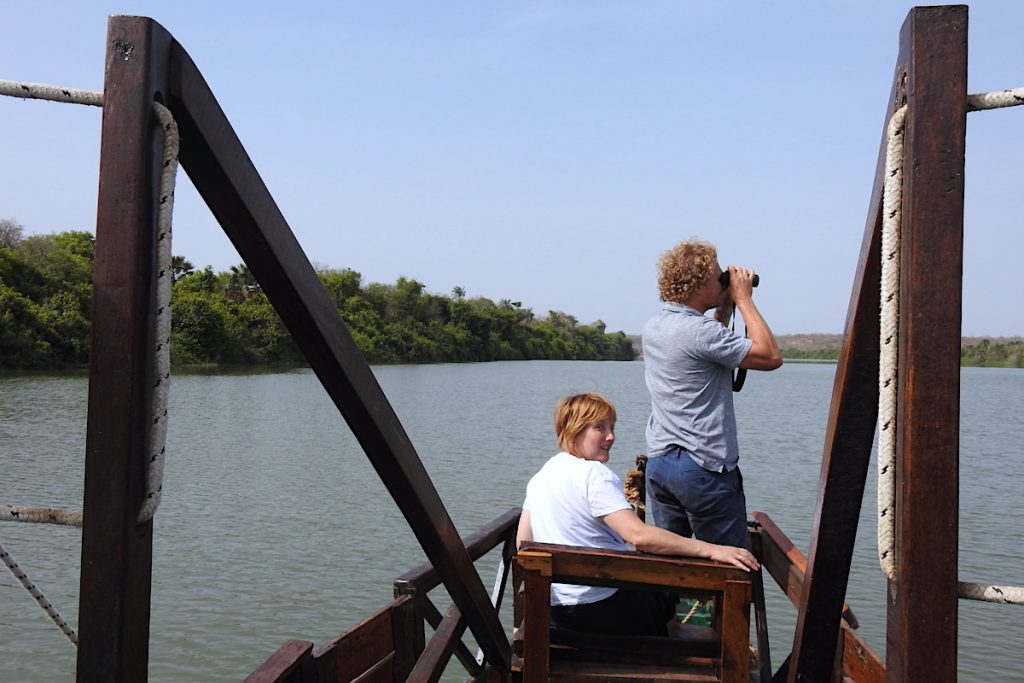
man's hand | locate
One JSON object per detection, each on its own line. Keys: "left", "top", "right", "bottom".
{"left": 727, "top": 266, "right": 758, "bottom": 304}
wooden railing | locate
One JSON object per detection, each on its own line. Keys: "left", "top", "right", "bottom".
{"left": 245, "top": 509, "right": 520, "bottom": 682}
{"left": 751, "top": 512, "right": 884, "bottom": 683}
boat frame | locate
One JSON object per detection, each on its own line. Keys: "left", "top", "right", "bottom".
{"left": 61, "top": 5, "right": 977, "bottom": 681}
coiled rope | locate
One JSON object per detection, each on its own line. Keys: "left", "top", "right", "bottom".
{"left": 878, "top": 86, "right": 1024, "bottom": 605}
{"left": 0, "top": 78, "right": 180, "bottom": 644}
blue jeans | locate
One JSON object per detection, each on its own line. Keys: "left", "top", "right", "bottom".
{"left": 645, "top": 447, "right": 750, "bottom": 549}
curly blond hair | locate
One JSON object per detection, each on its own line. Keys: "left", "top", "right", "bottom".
{"left": 554, "top": 393, "right": 616, "bottom": 455}
{"left": 657, "top": 238, "right": 718, "bottom": 304}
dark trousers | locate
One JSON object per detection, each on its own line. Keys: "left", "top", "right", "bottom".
{"left": 550, "top": 588, "right": 677, "bottom": 637}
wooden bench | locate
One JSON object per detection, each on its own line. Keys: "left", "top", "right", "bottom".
{"left": 513, "top": 542, "right": 752, "bottom": 682}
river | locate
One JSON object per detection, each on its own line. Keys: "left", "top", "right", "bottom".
{"left": 1, "top": 361, "right": 1022, "bottom": 681}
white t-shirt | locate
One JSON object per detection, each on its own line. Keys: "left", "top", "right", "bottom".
{"left": 522, "top": 452, "right": 631, "bottom": 606}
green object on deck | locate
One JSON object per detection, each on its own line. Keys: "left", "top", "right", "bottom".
{"left": 677, "top": 598, "right": 714, "bottom": 627}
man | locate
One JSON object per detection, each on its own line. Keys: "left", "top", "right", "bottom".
{"left": 643, "top": 238, "right": 782, "bottom": 548}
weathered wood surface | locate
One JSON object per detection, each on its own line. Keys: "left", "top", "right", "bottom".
{"left": 754, "top": 514, "right": 858, "bottom": 628}
{"left": 547, "top": 661, "right": 719, "bottom": 681}
{"left": 242, "top": 640, "right": 314, "bottom": 683}
{"left": 886, "top": 7, "right": 966, "bottom": 681}
{"left": 313, "top": 595, "right": 405, "bottom": 682}
{"left": 140, "top": 17, "right": 511, "bottom": 671}
{"left": 406, "top": 604, "right": 466, "bottom": 683}
{"left": 518, "top": 549, "right": 553, "bottom": 681}
{"left": 749, "top": 526, "right": 773, "bottom": 683}
{"left": 791, "top": 8, "right": 967, "bottom": 680}
{"left": 78, "top": 13, "right": 512, "bottom": 679}
{"left": 243, "top": 598, "right": 423, "bottom": 682}
{"left": 78, "top": 16, "right": 173, "bottom": 682}
{"left": 390, "top": 512, "right": 519, "bottom": 679}
{"left": 519, "top": 543, "right": 752, "bottom": 593}
{"left": 517, "top": 543, "right": 752, "bottom": 682}
{"left": 419, "top": 596, "right": 481, "bottom": 678}
{"left": 394, "top": 507, "right": 520, "bottom": 595}
{"left": 753, "top": 513, "right": 884, "bottom": 683}
{"left": 785, "top": 1, "right": 909, "bottom": 677}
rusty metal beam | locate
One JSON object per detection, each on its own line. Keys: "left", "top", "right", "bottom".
{"left": 77, "top": 16, "right": 172, "bottom": 682}
{"left": 886, "top": 7, "right": 966, "bottom": 681}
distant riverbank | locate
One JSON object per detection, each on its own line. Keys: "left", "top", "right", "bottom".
{"left": 628, "top": 333, "right": 1024, "bottom": 368}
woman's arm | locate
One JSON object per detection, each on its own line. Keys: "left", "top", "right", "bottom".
{"left": 516, "top": 509, "right": 533, "bottom": 550}
{"left": 601, "top": 509, "right": 758, "bottom": 571}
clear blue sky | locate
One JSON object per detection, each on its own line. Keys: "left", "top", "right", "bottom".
{"left": 2, "top": 1, "right": 1022, "bottom": 336}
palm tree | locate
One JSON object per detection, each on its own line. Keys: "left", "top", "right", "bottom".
{"left": 225, "top": 263, "right": 259, "bottom": 302}
{"left": 171, "top": 255, "right": 194, "bottom": 283}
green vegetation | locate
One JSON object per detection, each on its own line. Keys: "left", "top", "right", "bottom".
{"left": 960, "top": 339, "right": 1024, "bottom": 368}
{"left": 780, "top": 337, "right": 1024, "bottom": 368}
{"left": 0, "top": 224, "right": 634, "bottom": 369}
{"left": 779, "top": 347, "right": 840, "bottom": 361}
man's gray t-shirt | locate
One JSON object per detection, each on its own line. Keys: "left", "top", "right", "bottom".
{"left": 643, "top": 302, "right": 753, "bottom": 471}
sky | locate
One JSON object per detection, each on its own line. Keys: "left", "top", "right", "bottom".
{"left": 2, "top": 1, "right": 1022, "bottom": 336}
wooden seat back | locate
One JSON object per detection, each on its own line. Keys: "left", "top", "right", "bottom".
{"left": 514, "top": 542, "right": 752, "bottom": 682}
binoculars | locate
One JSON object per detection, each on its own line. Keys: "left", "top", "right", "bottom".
{"left": 719, "top": 271, "right": 760, "bottom": 289}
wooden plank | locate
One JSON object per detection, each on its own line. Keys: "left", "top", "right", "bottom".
{"left": 753, "top": 514, "right": 858, "bottom": 627}
{"left": 346, "top": 657, "right": 392, "bottom": 683}
{"left": 389, "top": 593, "right": 420, "bottom": 681}
{"left": 77, "top": 16, "right": 172, "bottom": 682}
{"left": 749, "top": 528, "right": 772, "bottom": 683}
{"left": 839, "top": 622, "right": 884, "bottom": 683}
{"left": 719, "top": 580, "right": 751, "bottom": 683}
{"left": 521, "top": 564, "right": 552, "bottom": 681}
{"left": 158, "top": 25, "right": 509, "bottom": 670}
{"left": 243, "top": 640, "right": 314, "bottom": 683}
{"left": 887, "top": 6, "right": 966, "bottom": 681}
{"left": 394, "top": 508, "right": 520, "bottom": 596}
{"left": 753, "top": 515, "right": 884, "bottom": 680}
{"left": 549, "top": 660, "right": 718, "bottom": 681}
{"left": 786, "top": 3, "right": 914, "bottom": 676}
{"left": 526, "top": 543, "right": 749, "bottom": 592}
{"left": 420, "top": 597, "right": 481, "bottom": 678}
{"left": 407, "top": 604, "right": 467, "bottom": 683}
{"left": 314, "top": 598, "right": 396, "bottom": 683}
{"left": 754, "top": 524, "right": 802, "bottom": 606}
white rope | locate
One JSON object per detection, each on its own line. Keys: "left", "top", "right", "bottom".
{"left": 958, "top": 581, "right": 1024, "bottom": 605}
{"left": 877, "top": 105, "right": 906, "bottom": 582}
{"left": 138, "top": 100, "right": 178, "bottom": 523}
{"left": 0, "top": 506, "right": 83, "bottom": 527}
{"left": 967, "top": 87, "right": 1024, "bottom": 111}
{"left": 0, "top": 541, "right": 78, "bottom": 645}
{"left": 0, "top": 80, "right": 102, "bottom": 107}
{"left": 877, "top": 89, "right": 1024, "bottom": 605}
{"left": 0, "top": 80, "right": 179, "bottom": 645}
{"left": 0, "top": 80, "right": 177, "bottom": 524}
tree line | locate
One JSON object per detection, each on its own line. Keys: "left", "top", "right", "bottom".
{"left": 779, "top": 339, "right": 1024, "bottom": 368}
{"left": 0, "top": 222, "right": 635, "bottom": 369}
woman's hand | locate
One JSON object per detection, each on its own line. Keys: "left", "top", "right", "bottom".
{"left": 707, "top": 544, "right": 760, "bottom": 572}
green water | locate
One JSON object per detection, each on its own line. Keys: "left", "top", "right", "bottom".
{"left": 1, "top": 362, "right": 1022, "bottom": 681}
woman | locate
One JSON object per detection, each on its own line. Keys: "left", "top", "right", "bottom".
{"left": 516, "top": 392, "right": 758, "bottom": 636}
